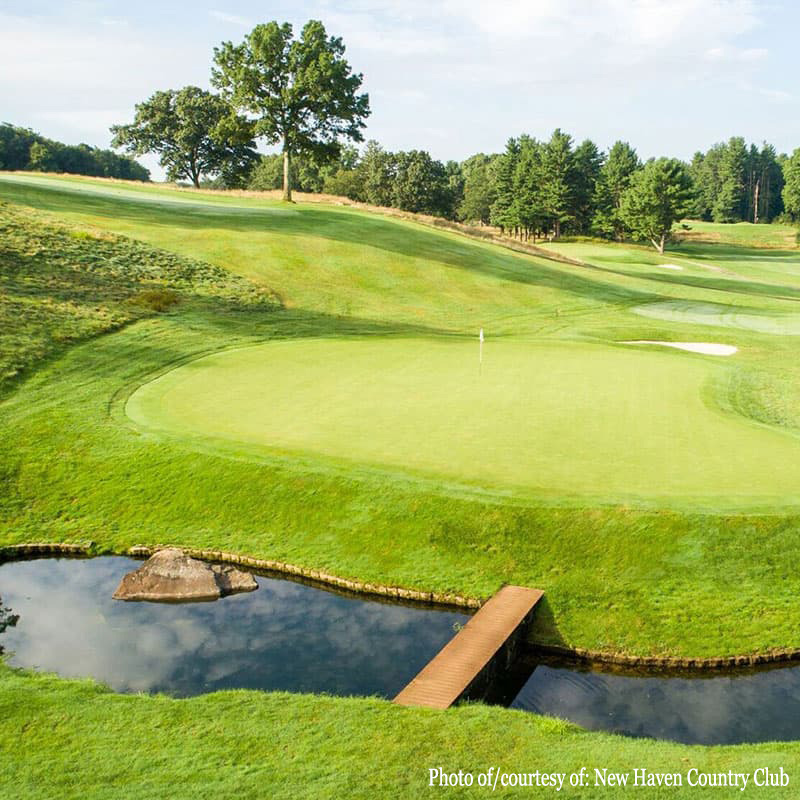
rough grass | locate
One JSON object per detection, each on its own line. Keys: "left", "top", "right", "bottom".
{"left": 3, "top": 664, "right": 800, "bottom": 800}
{"left": 0, "top": 201, "right": 276, "bottom": 390}
{"left": 676, "top": 219, "right": 799, "bottom": 249}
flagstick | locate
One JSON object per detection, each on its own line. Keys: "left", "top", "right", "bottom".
{"left": 479, "top": 328, "right": 483, "bottom": 375}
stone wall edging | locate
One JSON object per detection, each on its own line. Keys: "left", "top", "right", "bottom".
{"left": 125, "top": 544, "right": 483, "bottom": 609}
{"left": 533, "top": 643, "right": 800, "bottom": 671}
{"left": 0, "top": 542, "right": 94, "bottom": 558}
{"left": 6, "top": 543, "right": 800, "bottom": 670}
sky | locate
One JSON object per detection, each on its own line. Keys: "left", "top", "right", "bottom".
{"left": 2, "top": 0, "right": 798, "bottom": 179}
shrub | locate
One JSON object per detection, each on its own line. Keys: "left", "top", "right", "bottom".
{"left": 132, "top": 288, "right": 180, "bottom": 312}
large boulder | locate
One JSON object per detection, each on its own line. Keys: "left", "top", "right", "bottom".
{"left": 113, "top": 548, "right": 258, "bottom": 602}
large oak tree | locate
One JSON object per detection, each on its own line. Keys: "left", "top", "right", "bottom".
{"left": 212, "top": 20, "right": 370, "bottom": 201}
{"left": 111, "top": 87, "right": 256, "bottom": 188}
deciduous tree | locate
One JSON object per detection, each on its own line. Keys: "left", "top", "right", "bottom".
{"left": 783, "top": 149, "right": 800, "bottom": 221}
{"left": 212, "top": 20, "right": 369, "bottom": 201}
{"left": 111, "top": 86, "right": 256, "bottom": 187}
{"left": 357, "top": 140, "right": 396, "bottom": 206}
{"left": 458, "top": 154, "right": 497, "bottom": 225}
{"left": 391, "top": 150, "right": 450, "bottom": 215}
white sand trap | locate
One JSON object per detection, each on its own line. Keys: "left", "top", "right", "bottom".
{"left": 622, "top": 341, "right": 738, "bottom": 356}
{"left": 656, "top": 263, "right": 684, "bottom": 271}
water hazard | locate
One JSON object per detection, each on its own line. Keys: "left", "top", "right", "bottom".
{"left": 0, "top": 556, "right": 468, "bottom": 698}
{"left": 507, "top": 655, "right": 800, "bottom": 745}
{"left": 4, "top": 556, "right": 800, "bottom": 745}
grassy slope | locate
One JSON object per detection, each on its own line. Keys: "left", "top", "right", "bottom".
{"left": 2, "top": 666, "right": 800, "bottom": 800}
{"left": 0, "top": 201, "right": 276, "bottom": 390}
{"left": 3, "top": 174, "right": 800, "bottom": 657}
{"left": 4, "top": 174, "right": 800, "bottom": 795}
{"left": 677, "top": 219, "right": 799, "bottom": 249}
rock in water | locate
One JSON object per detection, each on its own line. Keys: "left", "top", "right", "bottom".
{"left": 113, "top": 548, "right": 258, "bottom": 602}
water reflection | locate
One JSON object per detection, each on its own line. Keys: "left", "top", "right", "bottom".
{"left": 511, "top": 659, "right": 800, "bottom": 745}
{"left": 0, "top": 557, "right": 468, "bottom": 698}
{"left": 0, "top": 594, "right": 18, "bottom": 653}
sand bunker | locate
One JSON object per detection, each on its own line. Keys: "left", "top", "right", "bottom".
{"left": 622, "top": 341, "right": 738, "bottom": 356}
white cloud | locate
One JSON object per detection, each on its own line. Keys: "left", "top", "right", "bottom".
{"left": 35, "top": 109, "right": 131, "bottom": 126}
{"left": 1, "top": 0, "right": 789, "bottom": 170}
{"left": 209, "top": 10, "right": 252, "bottom": 27}
{"left": 758, "top": 88, "right": 793, "bottom": 103}
{"left": 314, "top": 0, "right": 765, "bottom": 87}
{"left": 706, "top": 46, "right": 767, "bottom": 62}
{"left": 0, "top": 13, "right": 204, "bottom": 94}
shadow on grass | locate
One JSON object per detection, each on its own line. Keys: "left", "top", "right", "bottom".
{"left": 0, "top": 181, "right": 663, "bottom": 308}
{"left": 526, "top": 595, "right": 566, "bottom": 649}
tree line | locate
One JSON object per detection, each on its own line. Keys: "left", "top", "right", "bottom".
{"left": 266, "top": 133, "right": 799, "bottom": 252}
{"left": 102, "top": 17, "right": 800, "bottom": 253}
{"left": 8, "top": 18, "right": 800, "bottom": 254}
{"left": 111, "top": 20, "right": 368, "bottom": 199}
{"left": 0, "top": 123, "right": 149, "bottom": 181}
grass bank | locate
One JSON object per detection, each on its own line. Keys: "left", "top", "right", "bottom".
{"left": 2, "top": 664, "right": 800, "bottom": 799}
{"left": 4, "top": 174, "right": 800, "bottom": 793}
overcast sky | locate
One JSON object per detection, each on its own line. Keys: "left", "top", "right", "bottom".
{"left": 2, "top": 0, "right": 798, "bottom": 179}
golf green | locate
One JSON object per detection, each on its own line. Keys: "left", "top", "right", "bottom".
{"left": 634, "top": 300, "right": 800, "bottom": 335}
{"left": 126, "top": 338, "right": 800, "bottom": 504}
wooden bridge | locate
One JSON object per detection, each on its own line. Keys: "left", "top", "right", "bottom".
{"left": 393, "top": 585, "right": 543, "bottom": 709}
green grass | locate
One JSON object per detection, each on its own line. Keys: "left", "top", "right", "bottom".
{"left": 677, "top": 219, "right": 799, "bottom": 249}
{"left": 632, "top": 300, "right": 800, "bottom": 335}
{"left": 4, "top": 173, "right": 800, "bottom": 793}
{"left": 0, "top": 173, "right": 632, "bottom": 331}
{"left": 127, "top": 336, "right": 800, "bottom": 505}
{"left": 0, "top": 200, "right": 276, "bottom": 391}
{"left": 2, "top": 174, "right": 800, "bottom": 656}
{"left": 4, "top": 664, "right": 800, "bottom": 800}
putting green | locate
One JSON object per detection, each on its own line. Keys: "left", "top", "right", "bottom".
{"left": 634, "top": 300, "right": 800, "bottom": 335}
{"left": 126, "top": 338, "right": 800, "bottom": 504}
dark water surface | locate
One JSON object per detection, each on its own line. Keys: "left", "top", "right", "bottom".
{"left": 5, "top": 557, "right": 799, "bottom": 745}
{"left": 0, "top": 556, "right": 468, "bottom": 698}
{"left": 510, "top": 657, "right": 800, "bottom": 745}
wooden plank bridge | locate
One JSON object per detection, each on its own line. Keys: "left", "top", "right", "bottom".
{"left": 393, "top": 585, "right": 543, "bottom": 709}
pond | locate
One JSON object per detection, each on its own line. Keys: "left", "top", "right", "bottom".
{"left": 505, "top": 655, "right": 800, "bottom": 745}
{"left": 0, "top": 556, "right": 469, "bottom": 698}
{"left": 5, "top": 556, "right": 800, "bottom": 745}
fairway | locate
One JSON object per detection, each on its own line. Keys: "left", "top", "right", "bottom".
{"left": 126, "top": 338, "right": 800, "bottom": 504}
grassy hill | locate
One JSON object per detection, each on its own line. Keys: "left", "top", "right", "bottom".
{"left": 4, "top": 172, "right": 800, "bottom": 650}
{"left": 3, "top": 172, "right": 800, "bottom": 796}
{"left": 0, "top": 201, "right": 276, "bottom": 390}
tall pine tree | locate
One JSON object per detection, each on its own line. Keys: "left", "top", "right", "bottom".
{"left": 489, "top": 138, "right": 520, "bottom": 234}
{"left": 593, "top": 141, "right": 640, "bottom": 239}
{"left": 539, "top": 129, "right": 575, "bottom": 239}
